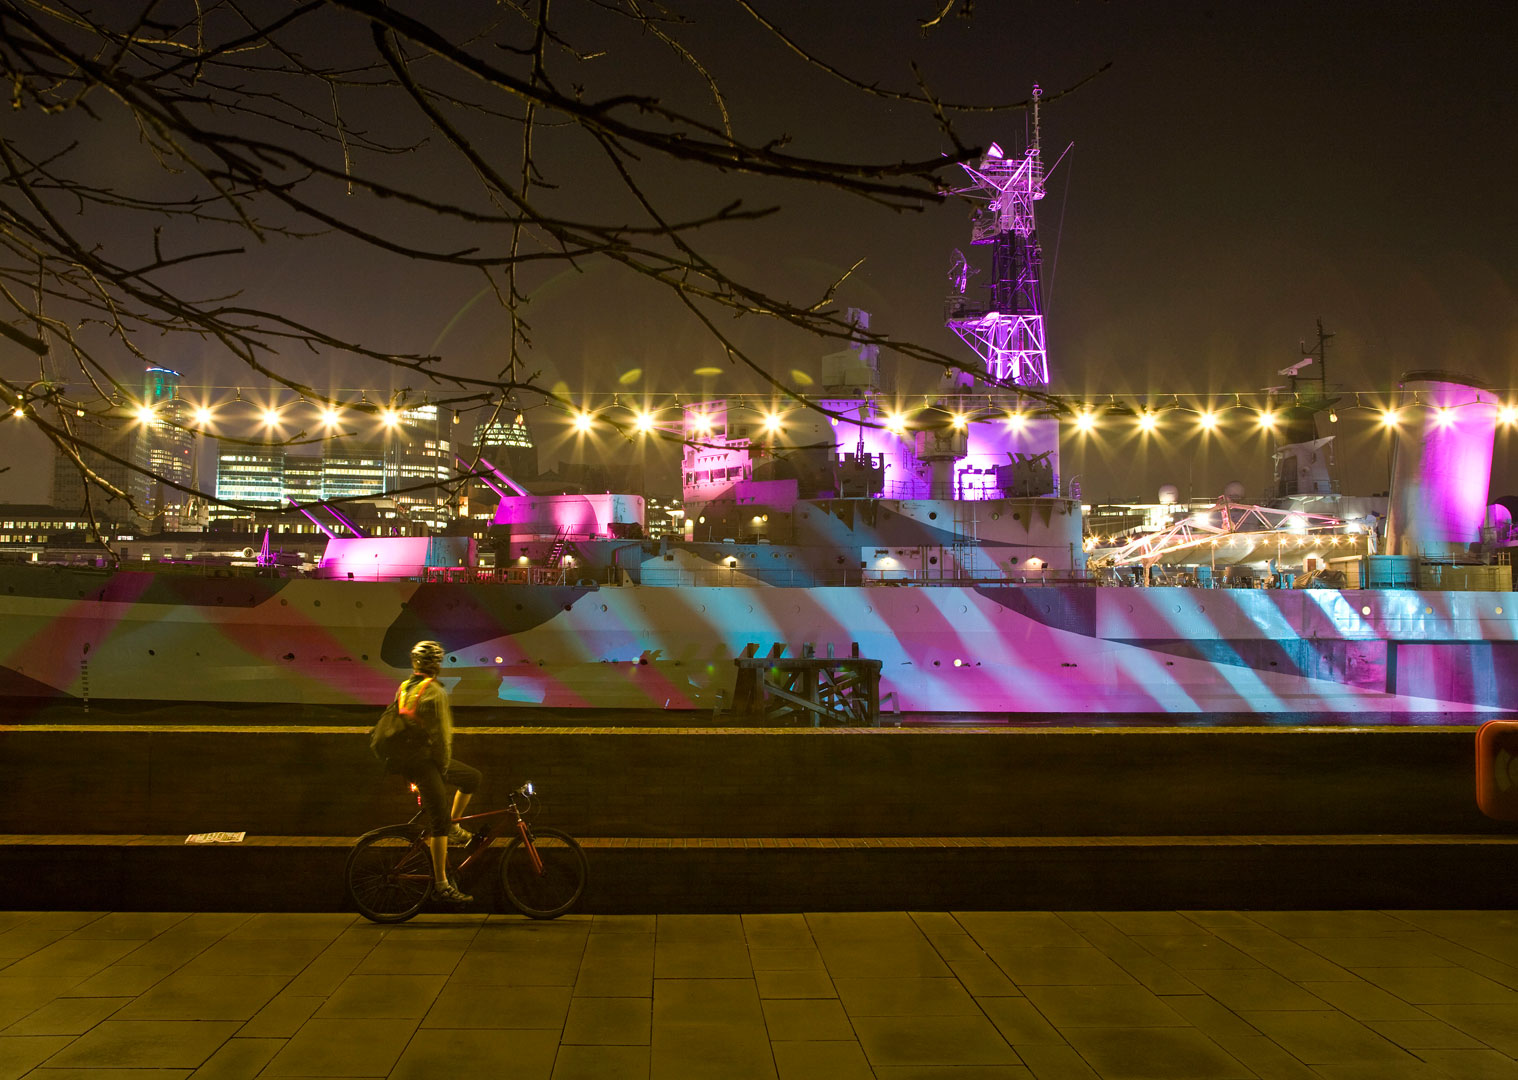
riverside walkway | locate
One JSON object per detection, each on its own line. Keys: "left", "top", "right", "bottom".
{"left": 1, "top": 908, "right": 1515, "bottom": 1078}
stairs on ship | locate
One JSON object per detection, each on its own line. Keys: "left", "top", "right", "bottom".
{"left": 543, "top": 526, "right": 572, "bottom": 572}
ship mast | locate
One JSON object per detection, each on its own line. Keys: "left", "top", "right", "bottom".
{"left": 944, "top": 84, "right": 1049, "bottom": 387}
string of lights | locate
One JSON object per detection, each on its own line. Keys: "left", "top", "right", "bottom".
{"left": 8, "top": 386, "right": 1517, "bottom": 434}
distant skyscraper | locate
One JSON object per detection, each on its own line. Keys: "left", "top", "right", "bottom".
{"left": 475, "top": 411, "right": 537, "bottom": 481}
{"left": 321, "top": 441, "right": 386, "bottom": 501}
{"left": 50, "top": 365, "right": 196, "bottom": 522}
{"left": 386, "top": 404, "right": 452, "bottom": 528}
{"left": 213, "top": 443, "right": 284, "bottom": 522}
{"left": 140, "top": 366, "right": 196, "bottom": 520}
{"left": 466, "top": 409, "right": 536, "bottom": 522}
{"left": 50, "top": 410, "right": 139, "bottom": 521}
{"left": 282, "top": 454, "right": 323, "bottom": 505}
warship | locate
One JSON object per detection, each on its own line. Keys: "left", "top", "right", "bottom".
{"left": 4, "top": 99, "right": 1513, "bottom": 720}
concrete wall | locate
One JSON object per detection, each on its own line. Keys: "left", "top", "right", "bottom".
{"left": 4, "top": 726, "right": 1500, "bottom": 839}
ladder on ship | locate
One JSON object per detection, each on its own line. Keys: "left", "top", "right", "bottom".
{"left": 543, "top": 527, "right": 571, "bottom": 571}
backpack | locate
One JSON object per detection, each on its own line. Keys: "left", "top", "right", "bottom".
{"left": 369, "top": 677, "right": 434, "bottom": 766}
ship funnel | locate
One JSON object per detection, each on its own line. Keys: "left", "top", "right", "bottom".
{"left": 1385, "top": 371, "right": 1498, "bottom": 558}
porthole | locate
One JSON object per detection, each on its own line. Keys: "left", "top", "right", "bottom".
{"left": 314, "top": 600, "right": 321, "bottom": 607}
{"left": 1498, "top": 606, "right": 1505, "bottom": 615}
{"left": 1424, "top": 606, "right": 1433, "bottom": 615}
{"left": 1361, "top": 606, "right": 1371, "bottom": 616}
{"left": 280, "top": 599, "right": 288, "bottom": 606}
{"left": 928, "top": 511, "right": 938, "bottom": 520}
{"left": 148, "top": 649, "right": 155, "bottom": 656}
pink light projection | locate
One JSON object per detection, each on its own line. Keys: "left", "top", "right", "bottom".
{"left": 317, "top": 536, "right": 475, "bottom": 580}
{"left": 1386, "top": 373, "right": 1498, "bottom": 557}
{"left": 491, "top": 492, "right": 644, "bottom": 537}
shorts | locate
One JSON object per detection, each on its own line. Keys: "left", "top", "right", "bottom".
{"left": 403, "top": 758, "right": 482, "bottom": 833}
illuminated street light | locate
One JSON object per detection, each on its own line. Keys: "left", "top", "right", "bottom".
{"left": 1197, "top": 411, "right": 1218, "bottom": 432}
{"left": 1380, "top": 408, "right": 1400, "bottom": 427}
{"left": 761, "top": 412, "right": 783, "bottom": 435}
{"left": 1257, "top": 410, "right": 1277, "bottom": 430}
{"left": 193, "top": 406, "right": 213, "bottom": 426}
{"left": 261, "top": 407, "right": 280, "bottom": 427}
{"left": 632, "top": 409, "right": 656, "bottom": 435}
{"left": 1073, "top": 410, "right": 1096, "bottom": 433}
{"left": 320, "top": 407, "right": 341, "bottom": 427}
{"left": 689, "top": 413, "right": 713, "bottom": 436}
{"left": 380, "top": 408, "right": 401, "bottom": 427}
{"left": 1500, "top": 404, "right": 1518, "bottom": 426}
{"left": 884, "top": 411, "right": 907, "bottom": 435}
{"left": 134, "top": 404, "right": 156, "bottom": 424}
{"left": 1004, "top": 411, "right": 1026, "bottom": 431}
{"left": 572, "top": 410, "right": 594, "bottom": 433}
{"left": 1434, "top": 406, "right": 1453, "bottom": 427}
{"left": 950, "top": 412, "right": 968, "bottom": 429}
{"left": 1137, "top": 411, "right": 1157, "bottom": 432}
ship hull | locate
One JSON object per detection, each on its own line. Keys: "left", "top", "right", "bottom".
{"left": 2, "top": 566, "right": 1515, "bottom": 715}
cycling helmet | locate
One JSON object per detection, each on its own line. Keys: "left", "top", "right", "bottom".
{"left": 410, "top": 640, "right": 445, "bottom": 674}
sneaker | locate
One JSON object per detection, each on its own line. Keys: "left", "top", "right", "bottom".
{"left": 447, "top": 824, "right": 471, "bottom": 847}
{"left": 433, "top": 880, "right": 472, "bottom": 904}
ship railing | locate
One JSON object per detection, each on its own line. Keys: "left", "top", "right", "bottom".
{"left": 633, "top": 567, "right": 1100, "bottom": 588}
{"left": 421, "top": 565, "right": 595, "bottom": 586}
{"left": 860, "top": 568, "right": 1099, "bottom": 587}
{"left": 874, "top": 479, "right": 1064, "bottom": 501}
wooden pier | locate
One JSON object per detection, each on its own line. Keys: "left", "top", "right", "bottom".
{"left": 726, "top": 642, "right": 885, "bottom": 725}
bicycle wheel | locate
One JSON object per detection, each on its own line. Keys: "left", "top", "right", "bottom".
{"left": 499, "top": 827, "right": 587, "bottom": 919}
{"left": 346, "top": 824, "right": 432, "bottom": 923}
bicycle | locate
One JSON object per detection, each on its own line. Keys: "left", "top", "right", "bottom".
{"left": 345, "top": 781, "right": 587, "bottom": 923}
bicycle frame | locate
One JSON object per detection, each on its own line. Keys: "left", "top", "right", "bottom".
{"left": 405, "top": 784, "right": 545, "bottom": 880}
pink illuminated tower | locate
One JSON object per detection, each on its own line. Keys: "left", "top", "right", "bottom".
{"left": 944, "top": 85, "right": 1048, "bottom": 386}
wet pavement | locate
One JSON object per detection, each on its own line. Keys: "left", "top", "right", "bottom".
{"left": 1, "top": 908, "right": 1516, "bottom": 1079}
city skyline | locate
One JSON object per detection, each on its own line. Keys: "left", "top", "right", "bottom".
{"left": 2, "top": 3, "right": 1513, "bottom": 508}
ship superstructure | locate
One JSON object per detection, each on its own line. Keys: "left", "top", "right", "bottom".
{"left": 944, "top": 84, "right": 1049, "bottom": 387}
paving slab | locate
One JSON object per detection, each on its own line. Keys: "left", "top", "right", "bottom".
{"left": 0, "top": 907, "right": 1511, "bottom": 1078}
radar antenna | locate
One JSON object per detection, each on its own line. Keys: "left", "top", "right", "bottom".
{"left": 943, "top": 84, "right": 1049, "bottom": 386}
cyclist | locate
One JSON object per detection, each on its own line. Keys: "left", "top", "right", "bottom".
{"left": 391, "top": 639, "right": 481, "bottom": 904}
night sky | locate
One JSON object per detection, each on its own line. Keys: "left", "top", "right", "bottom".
{"left": 2, "top": 1, "right": 1514, "bottom": 506}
